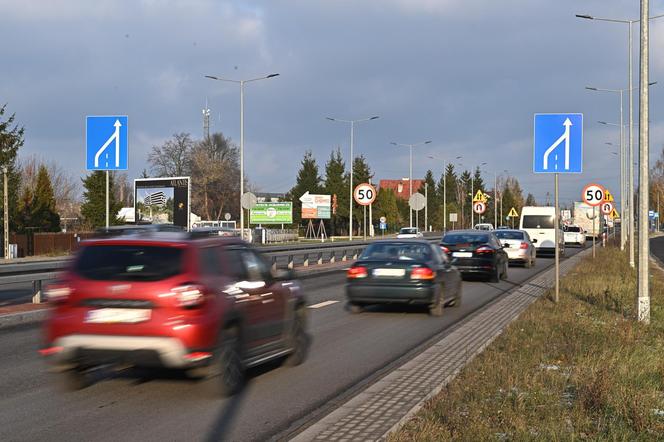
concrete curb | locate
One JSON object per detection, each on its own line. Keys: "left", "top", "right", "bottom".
{"left": 0, "top": 308, "right": 50, "bottom": 330}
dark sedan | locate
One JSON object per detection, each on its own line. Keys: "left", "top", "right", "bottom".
{"left": 440, "top": 230, "right": 508, "bottom": 282}
{"left": 345, "top": 240, "right": 462, "bottom": 316}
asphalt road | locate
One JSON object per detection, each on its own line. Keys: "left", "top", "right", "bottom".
{"left": 650, "top": 236, "right": 664, "bottom": 263}
{"left": 0, "top": 246, "right": 585, "bottom": 442}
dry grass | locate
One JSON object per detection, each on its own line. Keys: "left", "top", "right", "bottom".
{"left": 390, "top": 246, "right": 664, "bottom": 441}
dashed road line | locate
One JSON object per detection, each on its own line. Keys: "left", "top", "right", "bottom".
{"left": 307, "top": 300, "right": 340, "bottom": 309}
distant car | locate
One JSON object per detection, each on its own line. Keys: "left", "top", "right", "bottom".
{"left": 564, "top": 225, "right": 586, "bottom": 247}
{"left": 94, "top": 224, "right": 185, "bottom": 237}
{"left": 397, "top": 227, "right": 423, "bottom": 239}
{"left": 345, "top": 240, "right": 462, "bottom": 316}
{"left": 191, "top": 226, "right": 239, "bottom": 237}
{"left": 40, "top": 232, "right": 308, "bottom": 396}
{"left": 494, "top": 229, "right": 536, "bottom": 268}
{"left": 497, "top": 226, "right": 510, "bottom": 230}
{"left": 474, "top": 223, "right": 494, "bottom": 231}
{"left": 440, "top": 230, "right": 508, "bottom": 282}
{"left": 519, "top": 206, "right": 565, "bottom": 256}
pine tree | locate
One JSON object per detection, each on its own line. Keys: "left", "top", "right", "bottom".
{"left": 323, "top": 148, "right": 349, "bottom": 235}
{"left": 421, "top": 170, "right": 438, "bottom": 229}
{"left": 81, "top": 171, "right": 122, "bottom": 228}
{"left": 30, "top": 165, "right": 60, "bottom": 232}
{"left": 286, "top": 151, "right": 322, "bottom": 227}
{"left": 0, "top": 104, "right": 24, "bottom": 232}
{"left": 458, "top": 170, "right": 472, "bottom": 228}
{"left": 525, "top": 193, "right": 537, "bottom": 206}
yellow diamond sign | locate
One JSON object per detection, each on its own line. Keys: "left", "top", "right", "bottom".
{"left": 473, "top": 190, "right": 487, "bottom": 203}
{"left": 610, "top": 208, "right": 620, "bottom": 219}
{"left": 508, "top": 207, "right": 519, "bottom": 217}
{"left": 604, "top": 190, "right": 614, "bottom": 202}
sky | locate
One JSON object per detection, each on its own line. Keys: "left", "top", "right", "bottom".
{"left": 2, "top": 0, "right": 664, "bottom": 208}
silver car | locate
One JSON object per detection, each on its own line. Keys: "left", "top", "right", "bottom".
{"left": 494, "top": 229, "right": 536, "bottom": 268}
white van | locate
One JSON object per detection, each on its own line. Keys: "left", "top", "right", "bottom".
{"left": 519, "top": 206, "right": 564, "bottom": 256}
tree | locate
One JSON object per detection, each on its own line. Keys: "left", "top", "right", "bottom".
{"left": 458, "top": 170, "right": 472, "bottom": 228}
{"left": 351, "top": 155, "right": 373, "bottom": 233}
{"left": 373, "top": 188, "right": 399, "bottom": 232}
{"left": 20, "top": 155, "right": 79, "bottom": 219}
{"left": 323, "top": 148, "right": 349, "bottom": 236}
{"left": 0, "top": 104, "right": 24, "bottom": 232}
{"left": 148, "top": 132, "right": 193, "bottom": 177}
{"left": 80, "top": 171, "right": 122, "bottom": 228}
{"left": 421, "top": 169, "right": 438, "bottom": 229}
{"left": 525, "top": 193, "right": 537, "bottom": 206}
{"left": 114, "top": 172, "right": 133, "bottom": 207}
{"left": 286, "top": 151, "right": 322, "bottom": 227}
{"left": 19, "top": 165, "right": 60, "bottom": 232}
{"left": 189, "top": 133, "right": 240, "bottom": 220}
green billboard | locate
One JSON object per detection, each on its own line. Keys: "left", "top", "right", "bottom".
{"left": 249, "top": 202, "right": 293, "bottom": 224}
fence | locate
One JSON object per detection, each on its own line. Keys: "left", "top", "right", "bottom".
{"left": 4, "top": 232, "right": 96, "bottom": 257}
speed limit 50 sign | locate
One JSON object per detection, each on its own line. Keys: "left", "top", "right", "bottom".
{"left": 582, "top": 183, "right": 604, "bottom": 207}
{"left": 353, "top": 183, "right": 376, "bottom": 206}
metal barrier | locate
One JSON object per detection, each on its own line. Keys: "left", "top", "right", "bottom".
{"left": 265, "top": 229, "right": 299, "bottom": 244}
{"left": 0, "top": 236, "right": 441, "bottom": 304}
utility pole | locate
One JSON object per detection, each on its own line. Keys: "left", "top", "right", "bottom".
{"left": 443, "top": 162, "right": 447, "bottom": 233}
{"left": 424, "top": 182, "right": 428, "bottom": 232}
{"left": 494, "top": 172, "right": 498, "bottom": 228}
{"left": 637, "top": 0, "right": 650, "bottom": 323}
{"left": 202, "top": 97, "right": 210, "bottom": 141}
{"left": 3, "top": 167, "right": 8, "bottom": 259}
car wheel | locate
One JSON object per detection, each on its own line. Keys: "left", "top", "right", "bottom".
{"left": 500, "top": 262, "right": 508, "bottom": 280}
{"left": 429, "top": 292, "right": 444, "bottom": 317}
{"left": 60, "top": 366, "right": 93, "bottom": 391}
{"left": 449, "top": 283, "right": 462, "bottom": 307}
{"left": 208, "top": 326, "right": 245, "bottom": 397}
{"left": 348, "top": 302, "right": 364, "bottom": 314}
{"left": 490, "top": 265, "right": 500, "bottom": 283}
{"left": 524, "top": 256, "right": 532, "bottom": 268}
{"left": 284, "top": 307, "right": 309, "bottom": 367}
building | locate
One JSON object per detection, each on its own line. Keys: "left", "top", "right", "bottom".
{"left": 378, "top": 178, "right": 425, "bottom": 200}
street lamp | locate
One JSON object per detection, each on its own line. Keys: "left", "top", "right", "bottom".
{"left": 204, "top": 73, "right": 279, "bottom": 240}
{"left": 392, "top": 140, "right": 432, "bottom": 227}
{"left": 327, "top": 116, "right": 379, "bottom": 240}
{"left": 577, "top": 12, "right": 664, "bottom": 273}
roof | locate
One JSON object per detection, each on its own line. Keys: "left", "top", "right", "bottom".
{"left": 379, "top": 179, "right": 425, "bottom": 200}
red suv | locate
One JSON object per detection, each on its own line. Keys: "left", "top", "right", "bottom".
{"left": 40, "top": 232, "right": 308, "bottom": 396}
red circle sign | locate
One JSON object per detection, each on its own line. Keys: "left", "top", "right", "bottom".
{"left": 600, "top": 201, "right": 614, "bottom": 215}
{"left": 582, "top": 183, "right": 605, "bottom": 207}
{"left": 473, "top": 201, "right": 486, "bottom": 214}
{"left": 353, "top": 183, "right": 376, "bottom": 206}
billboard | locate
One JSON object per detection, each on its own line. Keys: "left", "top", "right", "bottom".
{"left": 250, "top": 202, "right": 293, "bottom": 224}
{"left": 134, "top": 177, "right": 190, "bottom": 229}
{"left": 300, "top": 192, "right": 331, "bottom": 219}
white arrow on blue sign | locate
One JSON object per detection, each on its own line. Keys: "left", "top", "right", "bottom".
{"left": 533, "top": 113, "right": 583, "bottom": 173}
{"left": 86, "top": 116, "right": 128, "bottom": 171}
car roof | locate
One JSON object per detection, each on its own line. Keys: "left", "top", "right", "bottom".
{"left": 494, "top": 229, "right": 524, "bottom": 234}
{"left": 368, "top": 239, "right": 431, "bottom": 245}
{"left": 444, "top": 229, "right": 493, "bottom": 235}
{"left": 82, "top": 231, "right": 245, "bottom": 248}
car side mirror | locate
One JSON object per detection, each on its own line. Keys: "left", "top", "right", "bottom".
{"left": 502, "top": 243, "right": 510, "bottom": 248}
{"left": 531, "top": 238, "right": 538, "bottom": 243}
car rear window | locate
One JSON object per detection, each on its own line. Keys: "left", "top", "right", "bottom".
{"left": 360, "top": 243, "right": 431, "bottom": 261}
{"left": 522, "top": 215, "right": 555, "bottom": 229}
{"left": 74, "top": 245, "right": 185, "bottom": 281}
{"left": 399, "top": 228, "right": 418, "bottom": 234}
{"left": 565, "top": 226, "right": 581, "bottom": 232}
{"left": 442, "top": 233, "right": 489, "bottom": 244}
{"left": 495, "top": 231, "right": 524, "bottom": 240}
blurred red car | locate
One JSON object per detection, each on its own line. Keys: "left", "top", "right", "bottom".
{"left": 40, "top": 232, "right": 308, "bottom": 396}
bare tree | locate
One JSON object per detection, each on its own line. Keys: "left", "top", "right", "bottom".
{"left": 19, "top": 154, "right": 79, "bottom": 218}
{"left": 113, "top": 172, "right": 133, "bottom": 207}
{"left": 148, "top": 133, "right": 193, "bottom": 177}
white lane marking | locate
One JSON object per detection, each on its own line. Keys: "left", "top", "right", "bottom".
{"left": 307, "top": 300, "right": 340, "bottom": 309}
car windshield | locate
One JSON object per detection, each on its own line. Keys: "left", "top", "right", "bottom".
{"left": 475, "top": 225, "right": 491, "bottom": 231}
{"left": 360, "top": 242, "right": 431, "bottom": 261}
{"left": 494, "top": 231, "right": 524, "bottom": 240}
{"left": 74, "top": 245, "right": 185, "bottom": 281}
{"left": 522, "top": 215, "right": 555, "bottom": 229}
{"left": 566, "top": 226, "right": 581, "bottom": 233}
{"left": 442, "top": 233, "right": 489, "bottom": 244}
{"left": 399, "top": 228, "right": 418, "bottom": 235}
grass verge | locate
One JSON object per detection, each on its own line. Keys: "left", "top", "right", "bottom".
{"left": 390, "top": 246, "right": 664, "bottom": 441}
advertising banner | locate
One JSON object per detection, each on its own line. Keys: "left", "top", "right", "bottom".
{"left": 250, "top": 202, "right": 293, "bottom": 224}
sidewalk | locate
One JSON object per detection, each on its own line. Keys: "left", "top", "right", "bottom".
{"left": 292, "top": 248, "right": 592, "bottom": 441}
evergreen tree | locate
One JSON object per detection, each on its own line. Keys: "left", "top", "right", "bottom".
{"left": 28, "top": 165, "right": 60, "bottom": 232}
{"left": 286, "top": 150, "right": 322, "bottom": 228}
{"left": 525, "top": 193, "right": 537, "bottom": 206}
{"left": 323, "top": 148, "right": 349, "bottom": 236}
{"left": 350, "top": 155, "right": 373, "bottom": 233}
{"left": 421, "top": 170, "right": 438, "bottom": 229}
{"left": 473, "top": 167, "right": 486, "bottom": 196}
{"left": 81, "top": 171, "right": 122, "bottom": 228}
{"left": 373, "top": 188, "right": 399, "bottom": 233}
{"left": 458, "top": 170, "right": 472, "bottom": 228}
{"left": 0, "top": 104, "right": 24, "bottom": 232}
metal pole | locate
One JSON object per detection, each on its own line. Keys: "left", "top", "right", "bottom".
{"left": 471, "top": 175, "right": 474, "bottom": 228}
{"left": 629, "top": 21, "right": 636, "bottom": 268}
{"left": 620, "top": 91, "right": 626, "bottom": 251}
{"left": 369, "top": 178, "right": 373, "bottom": 237}
{"left": 494, "top": 172, "right": 497, "bottom": 228}
{"left": 554, "top": 173, "right": 559, "bottom": 303}
{"left": 409, "top": 145, "right": 413, "bottom": 227}
{"left": 363, "top": 204, "right": 367, "bottom": 240}
{"left": 425, "top": 182, "right": 428, "bottom": 232}
{"left": 3, "top": 167, "right": 8, "bottom": 259}
{"left": 637, "top": 0, "right": 650, "bottom": 323}
{"left": 593, "top": 206, "right": 596, "bottom": 258}
{"left": 240, "top": 80, "right": 245, "bottom": 241}
{"left": 105, "top": 171, "right": 109, "bottom": 228}
{"left": 443, "top": 161, "right": 447, "bottom": 233}
{"left": 350, "top": 121, "right": 354, "bottom": 240}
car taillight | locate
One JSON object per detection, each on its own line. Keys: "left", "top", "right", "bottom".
{"left": 347, "top": 266, "right": 368, "bottom": 279}
{"left": 440, "top": 245, "right": 450, "bottom": 254}
{"left": 172, "top": 284, "right": 205, "bottom": 307}
{"left": 411, "top": 267, "right": 435, "bottom": 280}
{"left": 520, "top": 242, "right": 529, "bottom": 249}
{"left": 44, "top": 284, "right": 71, "bottom": 303}
{"left": 475, "top": 246, "right": 494, "bottom": 254}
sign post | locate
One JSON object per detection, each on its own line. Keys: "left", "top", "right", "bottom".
{"left": 409, "top": 192, "right": 426, "bottom": 231}
{"left": 354, "top": 183, "right": 376, "bottom": 240}
{"left": 534, "top": 113, "right": 583, "bottom": 303}
{"left": 86, "top": 116, "right": 129, "bottom": 228}
{"left": 582, "top": 183, "right": 604, "bottom": 259}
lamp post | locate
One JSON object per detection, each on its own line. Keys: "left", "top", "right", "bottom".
{"left": 391, "top": 140, "right": 432, "bottom": 227}
{"left": 204, "top": 73, "right": 280, "bottom": 240}
{"left": 3, "top": 166, "right": 7, "bottom": 260}
{"left": 327, "top": 116, "right": 379, "bottom": 240}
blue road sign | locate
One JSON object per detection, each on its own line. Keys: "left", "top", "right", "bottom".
{"left": 379, "top": 222, "right": 387, "bottom": 230}
{"left": 86, "top": 116, "right": 128, "bottom": 170}
{"left": 533, "top": 113, "right": 582, "bottom": 173}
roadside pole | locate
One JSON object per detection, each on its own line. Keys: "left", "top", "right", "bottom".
{"left": 3, "top": 167, "right": 8, "bottom": 259}
{"left": 592, "top": 206, "right": 596, "bottom": 258}
{"left": 368, "top": 179, "right": 373, "bottom": 237}
{"left": 363, "top": 204, "right": 367, "bottom": 241}
{"left": 443, "top": 163, "right": 447, "bottom": 233}
{"left": 554, "top": 173, "right": 559, "bottom": 303}
{"left": 105, "top": 170, "right": 109, "bottom": 228}
{"left": 424, "top": 183, "right": 428, "bottom": 232}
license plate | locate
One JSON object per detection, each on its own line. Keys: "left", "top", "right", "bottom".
{"left": 85, "top": 308, "right": 151, "bottom": 324}
{"left": 452, "top": 252, "right": 473, "bottom": 258}
{"left": 373, "top": 268, "right": 406, "bottom": 277}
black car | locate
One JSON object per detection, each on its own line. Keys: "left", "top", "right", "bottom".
{"left": 440, "top": 230, "right": 508, "bottom": 282}
{"left": 345, "top": 240, "right": 462, "bottom": 316}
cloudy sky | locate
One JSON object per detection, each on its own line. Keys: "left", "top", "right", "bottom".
{"left": 2, "top": 0, "right": 664, "bottom": 207}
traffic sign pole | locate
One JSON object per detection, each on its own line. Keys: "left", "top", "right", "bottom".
{"left": 106, "top": 171, "right": 109, "bottom": 228}
{"left": 554, "top": 173, "right": 559, "bottom": 303}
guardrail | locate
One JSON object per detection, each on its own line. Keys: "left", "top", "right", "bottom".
{"left": 0, "top": 235, "right": 442, "bottom": 304}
